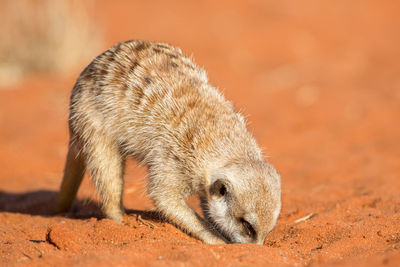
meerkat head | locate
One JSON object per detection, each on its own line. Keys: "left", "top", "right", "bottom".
{"left": 204, "top": 159, "right": 281, "bottom": 244}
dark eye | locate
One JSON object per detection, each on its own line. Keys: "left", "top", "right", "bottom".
{"left": 219, "top": 185, "right": 226, "bottom": 196}
{"left": 240, "top": 218, "right": 256, "bottom": 238}
{"left": 210, "top": 179, "right": 229, "bottom": 197}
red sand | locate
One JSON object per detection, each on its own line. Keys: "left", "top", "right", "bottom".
{"left": 1, "top": 1, "right": 399, "bottom": 266}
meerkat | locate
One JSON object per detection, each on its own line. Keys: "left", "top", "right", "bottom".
{"left": 57, "top": 40, "right": 281, "bottom": 245}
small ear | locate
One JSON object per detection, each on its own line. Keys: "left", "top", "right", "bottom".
{"left": 209, "top": 179, "right": 231, "bottom": 197}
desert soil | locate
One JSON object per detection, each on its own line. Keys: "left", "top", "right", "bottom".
{"left": 1, "top": 1, "right": 399, "bottom": 266}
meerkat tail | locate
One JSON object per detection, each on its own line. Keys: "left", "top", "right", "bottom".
{"left": 57, "top": 140, "right": 86, "bottom": 213}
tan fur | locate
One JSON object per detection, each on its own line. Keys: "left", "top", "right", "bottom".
{"left": 57, "top": 40, "right": 281, "bottom": 244}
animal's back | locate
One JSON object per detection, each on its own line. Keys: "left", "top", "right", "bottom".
{"left": 69, "top": 40, "right": 254, "bottom": 165}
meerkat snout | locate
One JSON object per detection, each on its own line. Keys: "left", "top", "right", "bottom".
{"left": 204, "top": 160, "right": 281, "bottom": 244}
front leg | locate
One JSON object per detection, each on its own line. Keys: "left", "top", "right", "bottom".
{"left": 147, "top": 173, "right": 227, "bottom": 244}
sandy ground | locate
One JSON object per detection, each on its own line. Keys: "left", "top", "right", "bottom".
{"left": 1, "top": 1, "right": 400, "bottom": 266}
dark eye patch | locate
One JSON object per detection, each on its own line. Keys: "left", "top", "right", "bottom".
{"left": 210, "top": 179, "right": 230, "bottom": 197}
{"left": 240, "top": 218, "right": 256, "bottom": 238}
{"left": 219, "top": 185, "right": 226, "bottom": 196}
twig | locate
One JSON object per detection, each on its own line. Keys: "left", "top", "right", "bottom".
{"left": 33, "top": 245, "right": 43, "bottom": 257}
{"left": 22, "top": 252, "right": 32, "bottom": 260}
{"left": 136, "top": 214, "right": 157, "bottom": 229}
{"left": 209, "top": 249, "right": 220, "bottom": 260}
{"left": 294, "top": 213, "right": 315, "bottom": 224}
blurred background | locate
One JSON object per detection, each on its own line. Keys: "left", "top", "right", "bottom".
{"left": 0, "top": 0, "right": 399, "bottom": 264}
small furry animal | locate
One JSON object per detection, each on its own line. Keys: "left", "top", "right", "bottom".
{"left": 57, "top": 40, "right": 281, "bottom": 245}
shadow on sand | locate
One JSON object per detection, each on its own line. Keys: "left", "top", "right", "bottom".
{"left": 0, "top": 190, "right": 162, "bottom": 222}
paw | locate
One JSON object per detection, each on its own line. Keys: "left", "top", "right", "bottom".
{"left": 104, "top": 208, "right": 123, "bottom": 224}
{"left": 203, "top": 235, "right": 227, "bottom": 245}
{"left": 199, "top": 231, "right": 227, "bottom": 244}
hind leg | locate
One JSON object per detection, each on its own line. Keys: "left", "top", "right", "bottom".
{"left": 84, "top": 134, "right": 126, "bottom": 223}
{"left": 57, "top": 139, "right": 86, "bottom": 213}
